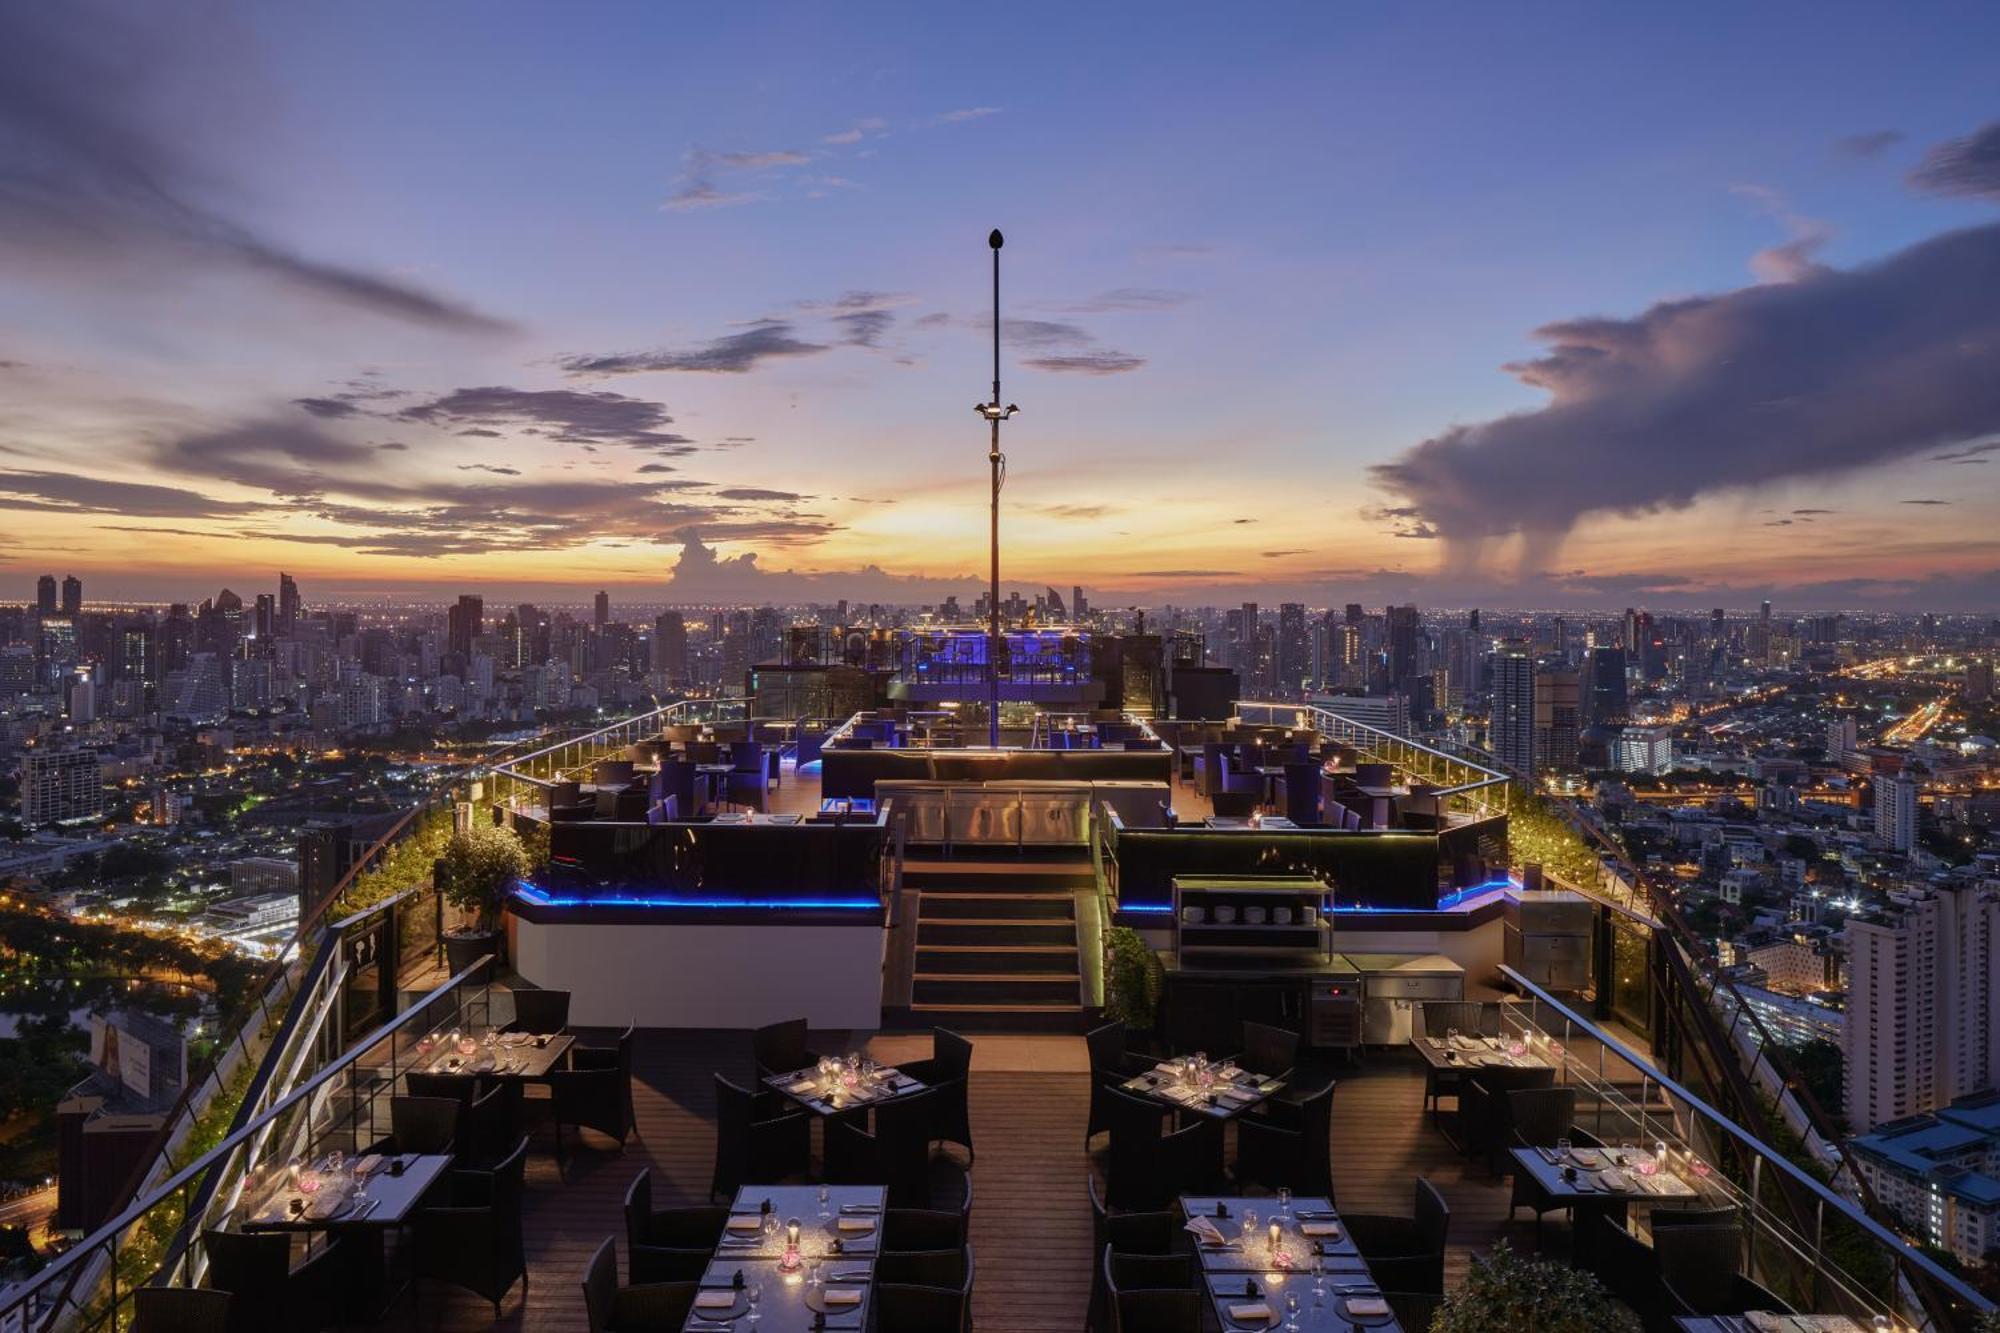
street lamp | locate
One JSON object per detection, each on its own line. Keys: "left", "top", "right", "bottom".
{"left": 975, "top": 228, "right": 1019, "bottom": 748}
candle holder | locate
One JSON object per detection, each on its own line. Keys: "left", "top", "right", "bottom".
{"left": 778, "top": 1218, "right": 803, "bottom": 1273}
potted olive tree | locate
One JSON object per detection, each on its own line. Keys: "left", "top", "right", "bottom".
{"left": 1432, "top": 1242, "right": 1639, "bottom": 1333}
{"left": 437, "top": 821, "right": 532, "bottom": 980}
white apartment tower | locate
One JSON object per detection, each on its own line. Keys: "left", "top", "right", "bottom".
{"left": 1874, "top": 773, "right": 1919, "bottom": 853}
{"left": 1844, "top": 882, "right": 2000, "bottom": 1130}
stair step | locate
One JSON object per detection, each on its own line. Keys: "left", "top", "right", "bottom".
{"left": 915, "top": 948, "right": 1078, "bottom": 976}
{"left": 920, "top": 894, "right": 1076, "bottom": 921}
{"left": 917, "top": 922, "right": 1078, "bottom": 948}
{"left": 911, "top": 977, "right": 1083, "bottom": 1007}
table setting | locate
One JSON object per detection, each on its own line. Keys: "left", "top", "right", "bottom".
{"left": 413, "top": 1026, "right": 568, "bottom": 1078}
{"left": 1123, "top": 1053, "right": 1283, "bottom": 1120}
{"left": 766, "top": 1052, "right": 923, "bottom": 1115}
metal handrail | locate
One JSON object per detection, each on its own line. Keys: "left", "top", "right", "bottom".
{"left": 2, "top": 954, "right": 497, "bottom": 1330}
{"left": 1498, "top": 964, "right": 1995, "bottom": 1322}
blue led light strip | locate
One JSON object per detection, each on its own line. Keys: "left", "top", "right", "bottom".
{"left": 514, "top": 882, "right": 879, "bottom": 911}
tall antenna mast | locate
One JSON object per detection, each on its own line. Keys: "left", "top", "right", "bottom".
{"left": 976, "top": 229, "right": 1018, "bottom": 748}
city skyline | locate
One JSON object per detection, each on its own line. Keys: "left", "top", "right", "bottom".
{"left": 5, "top": 5, "right": 2000, "bottom": 609}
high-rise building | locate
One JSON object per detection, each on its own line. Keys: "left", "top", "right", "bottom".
{"left": 60, "top": 575, "right": 82, "bottom": 617}
{"left": 447, "top": 594, "right": 483, "bottom": 659}
{"left": 1532, "top": 665, "right": 1580, "bottom": 773}
{"left": 21, "top": 747, "right": 104, "bottom": 826}
{"left": 36, "top": 574, "right": 57, "bottom": 616}
{"left": 1965, "top": 658, "right": 1994, "bottom": 701}
{"left": 1826, "top": 717, "right": 1859, "bottom": 763}
{"left": 1276, "top": 603, "right": 1309, "bottom": 697}
{"left": 278, "top": 573, "right": 301, "bottom": 635}
{"left": 1387, "top": 604, "right": 1422, "bottom": 696}
{"left": 1876, "top": 774, "right": 1919, "bottom": 853}
{"left": 593, "top": 590, "right": 610, "bottom": 626}
{"left": 1072, "top": 585, "right": 1087, "bottom": 620}
{"left": 252, "top": 593, "right": 275, "bottom": 642}
{"left": 1583, "top": 646, "right": 1629, "bottom": 726}
{"left": 1844, "top": 882, "right": 2000, "bottom": 1130}
{"left": 1490, "top": 641, "right": 1535, "bottom": 775}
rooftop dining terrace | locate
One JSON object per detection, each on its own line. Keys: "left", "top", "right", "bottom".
{"left": 353, "top": 1003, "right": 1513, "bottom": 1332}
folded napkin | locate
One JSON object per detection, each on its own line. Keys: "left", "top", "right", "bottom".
{"left": 822, "top": 1289, "right": 862, "bottom": 1307}
{"left": 1301, "top": 1218, "right": 1342, "bottom": 1236}
{"left": 788, "top": 1078, "right": 817, "bottom": 1095}
{"left": 1218, "top": 1088, "right": 1255, "bottom": 1103}
{"left": 1217, "top": 1064, "right": 1244, "bottom": 1080}
{"left": 353, "top": 1154, "right": 383, "bottom": 1178}
{"left": 306, "top": 1191, "right": 347, "bottom": 1220}
{"left": 1227, "top": 1301, "right": 1273, "bottom": 1323}
{"left": 1345, "top": 1296, "right": 1390, "bottom": 1316}
{"left": 725, "top": 1214, "right": 763, "bottom": 1232}
{"left": 693, "top": 1290, "right": 736, "bottom": 1310}
{"left": 1600, "top": 1170, "right": 1632, "bottom": 1191}
{"left": 1185, "top": 1216, "right": 1228, "bottom": 1245}
{"left": 836, "top": 1217, "right": 875, "bottom": 1233}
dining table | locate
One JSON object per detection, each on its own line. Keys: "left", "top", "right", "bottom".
{"left": 1411, "top": 1031, "right": 1551, "bottom": 1147}
{"left": 243, "top": 1151, "right": 454, "bottom": 1321}
{"left": 762, "top": 1060, "right": 927, "bottom": 1118}
{"left": 415, "top": 1030, "right": 574, "bottom": 1082}
{"left": 1509, "top": 1143, "right": 1706, "bottom": 1267}
{"left": 1122, "top": 1059, "right": 1286, "bottom": 1122}
{"left": 1179, "top": 1197, "right": 1399, "bottom": 1330}
{"left": 681, "top": 1184, "right": 886, "bottom": 1332}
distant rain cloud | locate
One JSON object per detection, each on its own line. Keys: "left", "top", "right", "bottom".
{"left": 559, "top": 321, "right": 830, "bottom": 375}
{"left": 1372, "top": 199, "right": 2000, "bottom": 575}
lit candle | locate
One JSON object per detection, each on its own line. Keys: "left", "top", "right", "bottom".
{"left": 1269, "top": 1220, "right": 1282, "bottom": 1256}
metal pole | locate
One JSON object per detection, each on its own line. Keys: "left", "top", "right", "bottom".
{"left": 988, "top": 231, "right": 1003, "bottom": 749}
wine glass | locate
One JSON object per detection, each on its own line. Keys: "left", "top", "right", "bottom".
{"left": 1311, "top": 1247, "right": 1327, "bottom": 1300}
{"left": 1276, "top": 1186, "right": 1292, "bottom": 1220}
{"left": 1285, "top": 1290, "right": 1301, "bottom": 1331}
{"left": 806, "top": 1258, "right": 822, "bottom": 1290}
{"left": 1240, "top": 1207, "right": 1259, "bottom": 1249}
{"left": 762, "top": 1213, "right": 780, "bottom": 1248}
{"left": 1556, "top": 1136, "right": 1572, "bottom": 1163}
{"left": 817, "top": 1184, "right": 831, "bottom": 1218}
{"left": 1445, "top": 1026, "right": 1459, "bottom": 1047}
{"left": 746, "top": 1282, "right": 762, "bottom": 1326}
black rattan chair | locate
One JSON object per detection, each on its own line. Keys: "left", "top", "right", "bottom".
{"left": 875, "top": 1245, "right": 971, "bottom": 1288}
{"left": 882, "top": 1207, "right": 967, "bottom": 1252}
{"left": 1157, "top": 1117, "right": 1225, "bottom": 1201}
{"left": 1339, "top": 1178, "right": 1450, "bottom": 1295}
{"left": 872, "top": 1281, "right": 970, "bottom": 1333}
{"left": 898, "top": 1028, "right": 975, "bottom": 1164}
{"left": 1087, "top": 1180, "right": 1182, "bottom": 1331}
{"left": 132, "top": 1289, "right": 233, "bottom": 1333}
{"left": 751, "top": 1018, "right": 819, "bottom": 1080}
{"left": 404, "top": 1070, "right": 480, "bottom": 1105}
{"left": 1101, "top": 1085, "right": 1169, "bottom": 1212}
{"left": 1236, "top": 1079, "right": 1334, "bottom": 1201}
{"left": 710, "top": 1073, "right": 810, "bottom": 1202}
{"left": 1463, "top": 1065, "right": 1556, "bottom": 1174}
{"left": 623, "top": 1168, "right": 728, "bottom": 1283}
{"left": 1506, "top": 1086, "right": 1579, "bottom": 1240}
{"left": 459, "top": 1083, "right": 516, "bottom": 1170}
{"left": 377, "top": 1094, "right": 460, "bottom": 1156}
{"left": 1086, "top": 1021, "right": 1152, "bottom": 1148}
{"left": 1240, "top": 1021, "right": 1299, "bottom": 1079}
{"left": 200, "top": 1228, "right": 343, "bottom": 1333}
{"left": 1103, "top": 1247, "right": 1201, "bottom": 1333}
{"left": 580, "top": 1237, "right": 697, "bottom": 1333}
{"left": 548, "top": 1024, "right": 635, "bottom": 1160}
{"left": 412, "top": 1136, "right": 529, "bottom": 1317}
{"left": 1657, "top": 1223, "right": 1791, "bottom": 1320}
{"left": 503, "top": 988, "right": 570, "bottom": 1036}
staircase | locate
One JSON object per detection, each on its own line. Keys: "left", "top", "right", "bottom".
{"left": 896, "top": 859, "right": 1097, "bottom": 1032}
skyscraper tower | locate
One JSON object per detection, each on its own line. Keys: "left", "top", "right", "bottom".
{"left": 594, "top": 590, "right": 610, "bottom": 626}
{"left": 447, "top": 594, "right": 483, "bottom": 659}
{"left": 278, "top": 573, "right": 301, "bottom": 635}
{"left": 36, "top": 575, "right": 56, "bottom": 615}
{"left": 60, "top": 575, "right": 82, "bottom": 617}
{"left": 1490, "top": 641, "right": 1535, "bottom": 775}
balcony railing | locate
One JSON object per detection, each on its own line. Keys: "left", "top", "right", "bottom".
{"left": 1232, "top": 700, "right": 1512, "bottom": 823}
{"left": 3, "top": 956, "right": 498, "bottom": 1333}
{"left": 1497, "top": 965, "right": 1995, "bottom": 1330}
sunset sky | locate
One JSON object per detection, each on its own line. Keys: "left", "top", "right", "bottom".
{"left": 4, "top": 3, "right": 2000, "bottom": 609}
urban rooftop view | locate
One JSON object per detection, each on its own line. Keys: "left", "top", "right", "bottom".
{"left": 5, "top": 4, "right": 2000, "bottom": 1332}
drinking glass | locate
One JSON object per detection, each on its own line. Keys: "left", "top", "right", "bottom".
{"left": 806, "top": 1259, "right": 822, "bottom": 1290}
{"left": 1240, "top": 1207, "right": 1259, "bottom": 1247}
{"left": 1276, "top": 1186, "right": 1292, "bottom": 1219}
{"left": 1312, "top": 1248, "right": 1327, "bottom": 1299}
{"left": 746, "top": 1282, "right": 762, "bottom": 1326}
{"left": 762, "top": 1213, "right": 780, "bottom": 1246}
{"left": 1556, "top": 1136, "right": 1572, "bottom": 1162}
{"left": 1285, "top": 1291, "right": 1301, "bottom": 1331}
{"left": 1445, "top": 1026, "right": 1459, "bottom": 1045}
{"left": 817, "top": 1184, "right": 831, "bottom": 1218}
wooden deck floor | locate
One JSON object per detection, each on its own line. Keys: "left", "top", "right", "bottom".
{"left": 381, "top": 1029, "right": 1517, "bottom": 1331}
